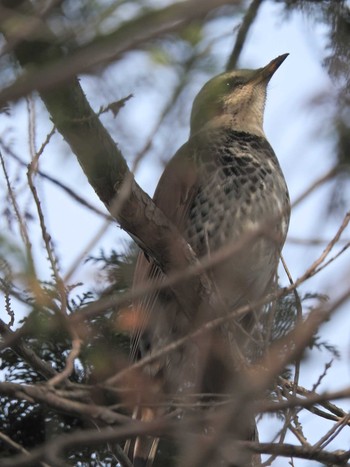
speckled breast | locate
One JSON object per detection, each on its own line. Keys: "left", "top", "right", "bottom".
{"left": 185, "top": 129, "right": 290, "bottom": 305}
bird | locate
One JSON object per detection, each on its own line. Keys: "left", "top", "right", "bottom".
{"left": 129, "top": 54, "right": 291, "bottom": 467}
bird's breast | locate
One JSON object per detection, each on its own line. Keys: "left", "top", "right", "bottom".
{"left": 184, "top": 130, "right": 290, "bottom": 304}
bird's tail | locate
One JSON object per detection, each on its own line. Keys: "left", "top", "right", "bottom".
{"left": 133, "top": 423, "right": 159, "bottom": 467}
{"left": 125, "top": 407, "right": 159, "bottom": 467}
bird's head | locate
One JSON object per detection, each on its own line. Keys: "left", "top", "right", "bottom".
{"left": 190, "top": 53, "right": 288, "bottom": 138}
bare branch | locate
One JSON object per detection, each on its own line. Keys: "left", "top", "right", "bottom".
{"left": 0, "top": 0, "right": 241, "bottom": 107}
{"left": 1, "top": 414, "right": 349, "bottom": 467}
{"left": 0, "top": 319, "right": 57, "bottom": 379}
{"left": 46, "top": 336, "right": 82, "bottom": 387}
{"left": 1, "top": 0, "right": 218, "bottom": 320}
{"left": 226, "top": 0, "right": 264, "bottom": 70}
{"left": 2, "top": 140, "right": 111, "bottom": 219}
{"left": 0, "top": 381, "right": 130, "bottom": 425}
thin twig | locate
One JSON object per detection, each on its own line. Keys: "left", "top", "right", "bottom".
{"left": 0, "top": 318, "right": 56, "bottom": 379}
{"left": 226, "top": 0, "right": 264, "bottom": 70}
{"left": 312, "top": 414, "right": 350, "bottom": 451}
{"left": 27, "top": 155, "right": 81, "bottom": 386}
{"left": 2, "top": 141, "right": 110, "bottom": 219}
{"left": 47, "top": 337, "right": 82, "bottom": 387}
{"left": 0, "top": 150, "right": 36, "bottom": 274}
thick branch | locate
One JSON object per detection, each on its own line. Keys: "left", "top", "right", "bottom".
{"left": 0, "top": 381, "right": 130, "bottom": 425}
{"left": 0, "top": 418, "right": 168, "bottom": 467}
{"left": 0, "top": 0, "right": 240, "bottom": 106}
{"left": 1, "top": 417, "right": 349, "bottom": 467}
{"left": 0, "top": 0, "right": 215, "bottom": 317}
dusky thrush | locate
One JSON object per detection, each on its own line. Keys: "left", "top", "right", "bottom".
{"left": 129, "top": 54, "right": 291, "bottom": 467}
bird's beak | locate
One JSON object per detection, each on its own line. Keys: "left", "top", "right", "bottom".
{"left": 251, "top": 53, "right": 289, "bottom": 84}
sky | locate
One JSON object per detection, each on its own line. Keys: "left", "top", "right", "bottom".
{"left": 0, "top": 1, "right": 349, "bottom": 464}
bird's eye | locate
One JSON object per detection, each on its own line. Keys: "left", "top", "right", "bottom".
{"left": 226, "top": 79, "right": 244, "bottom": 89}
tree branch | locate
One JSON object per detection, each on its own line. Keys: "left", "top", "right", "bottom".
{"left": 0, "top": 0, "right": 241, "bottom": 107}
{"left": 0, "top": 381, "right": 130, "bottom": 425}
{"left": 0, "top": 319, "right": 57, "bottom": 379}
{"left": 1, "top": 416, "right": 349, "bottom": 467}
{"left": 0, "top": 0, "right": 216, "bottom": 319}
{"left": 226, "top": 0, "right": 263, "bottom": 70}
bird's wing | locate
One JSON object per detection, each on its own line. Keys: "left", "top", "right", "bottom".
{"left": 130, "top": 140, "right": 199, "bottom": 360}
{"left": 153, "top": 140, "right": 199, "bottom": 229}
{"left": 129, "top": 141, "right": 199, "bottom": 467}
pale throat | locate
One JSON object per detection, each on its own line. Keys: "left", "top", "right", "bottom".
{"left": 206, "top": 109, "right": 266, "bottom": 138}
{"left": 221, "top": 87, "right": 267, "bottom": 138}
{"left": 231, "top": 104, "right": 265, "bottom": 138}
